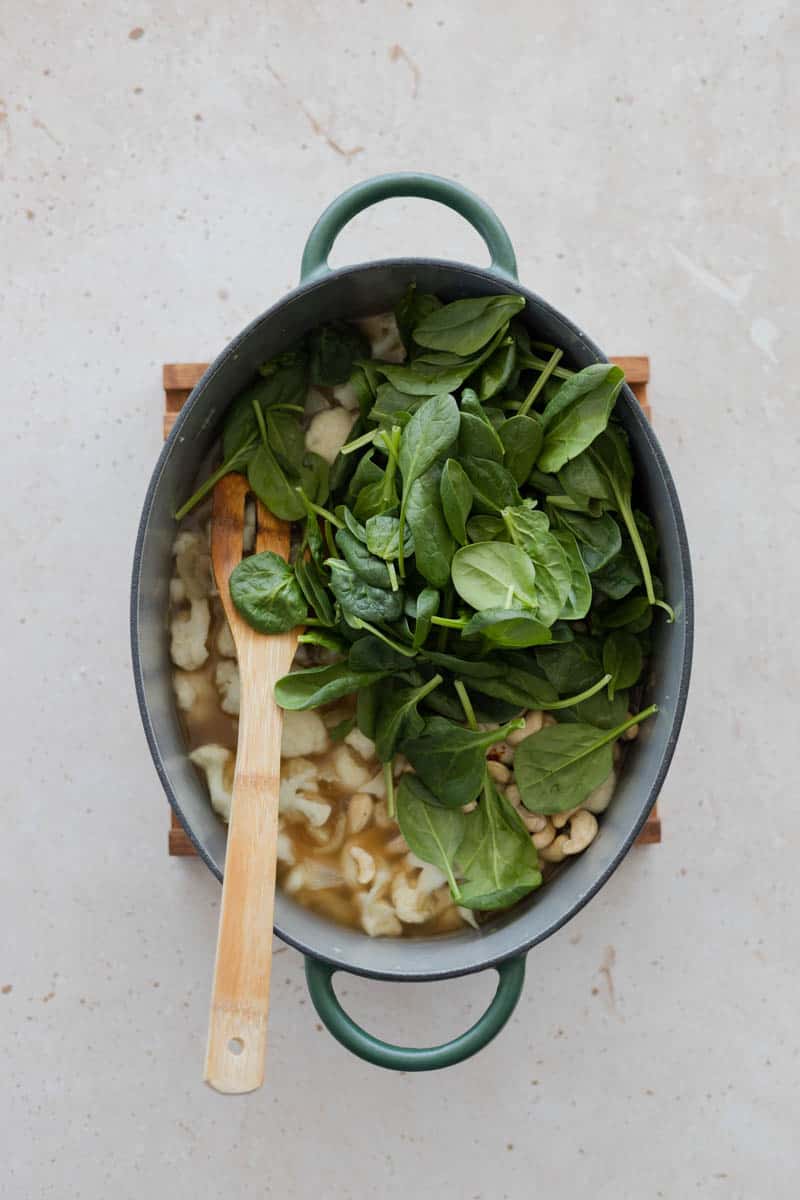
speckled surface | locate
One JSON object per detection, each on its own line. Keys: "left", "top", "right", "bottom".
{"left": 2, "top": 3, "right": 798, "bottom": 1197}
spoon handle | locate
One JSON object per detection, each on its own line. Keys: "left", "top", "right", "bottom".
{"left": 204, "top": 477, "right": 297, "bottom": 1094}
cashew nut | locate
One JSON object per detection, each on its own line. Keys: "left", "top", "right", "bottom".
{"left": 541, "top": 713, "right": 558, "bottom": 728}
{"left": 505, "top": 784, "right": 522, "bottom": 808}
{"left": 385, "top": 833, "right": 410, "bottom": 856}
{"left": 310, "top": 812, "right": 347, "bottom": 852}
{"left": 623, "top": 721, "right": 640, "bottom": 741}
{"left": 552, "top": 805, "right": 581, "bottom": 830}
{"left": 347, "top": 792, "right": 374, "bottom": 834}
{"left": 506, "top": 710, "right": 544, "bottom": 746}
{"left": 584, "top": 770, "right": 617, "bottom": 814}
{"left": 486, "top": 760, "right": 511, "bottom": 784}
{"left": 561, "top": 810, "right": 598, "bottom": 854}
{"left": 532, "top": 820, "right": 556, "bottom": 850}
{"left": 520, "top": 810, "right": 547, "bottom": 833}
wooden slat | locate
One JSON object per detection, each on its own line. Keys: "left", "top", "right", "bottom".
{"left": 164, "top": 354, "right": 660, "bottom": 850}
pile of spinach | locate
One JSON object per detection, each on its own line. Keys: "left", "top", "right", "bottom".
{"left": 175, "top": 288, "right": 669, "bottom": 911}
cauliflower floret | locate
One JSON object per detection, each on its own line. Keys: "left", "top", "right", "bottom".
{"left": 189, "top": 744, "right": 234, "bottom": 821}
{"left": 344, "top": 726, "right": 377, "bottom": 762}
{"left": 172, "top": 530, "right": 212, "bottom": 600}
{"left": 318, "top": 745, "right": 373, "bottom": 792}
{"left": 360, "top": 771, "right": 387, "bottom": 799}
{"left": 356, "top": 867, "right": 402, "bottom": 937}
{"left": 305, "top": 406, "right": 356, "bottom": 464}
{"left": 170, "top": 599, "right": 211, "bottom": 670}
{"left": 215, "top": 660, "right": 240, "bottom": 716}
{"left": 279, "top": 759, "right": 331, "bottom": 828}
{"left": 284, "top": 862, "right": 344, "bottom": 893}
{"left": 391, "top": 858, "right": 451, "bottom": 925}
{"left": 357, "top": 313, "right": 406, "bottom": 363}
{"left": 173, "top": 673, "right": 197, "bottom": 712}
{"left": 332, "top": 380, "right": 361, "bottom": 411}
{"left": 281, "top": 709, "right": 329, "bottom": 758}
{"left": 169, "top": 576, "right": 186, "bottom": 605}
{"left": 216, "top": 618, "right": 236, "bottom": 658}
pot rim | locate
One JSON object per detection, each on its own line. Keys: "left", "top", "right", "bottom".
{"left": 131, "top": 256, "right": 694, "bottom": 981}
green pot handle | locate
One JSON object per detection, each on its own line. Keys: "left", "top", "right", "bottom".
{"left": 304, "top": 954, "right": 526, "bottom": 1072}
{"left": 300, "top": 172, "right": 518, "bottom": 283}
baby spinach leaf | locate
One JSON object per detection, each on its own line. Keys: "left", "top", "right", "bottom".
{"left": 603, "top": 631, "right": 643, "bottom": 699}
{"left": 402, "top": 716, "right": 524, "bottom": 809}
{"left": 460, "top": 608, "right": 553, "bottom": 648}
{"left": 398, "top": 393, "right": 460, "bottom": 489}
{"left": 537, "top": 363, "right": 623, "bottom": 473}
{"left": 591, "top": 594, "right": 651, "bottom": 631}
{"left": 501, "top": 506, "right": 571, "bottom": 626}
{"left": 412, "top": 587, "right": 440, "bottom": 649}
{"left": 375, "top": 674, "right": 443, "bottom": 762}
{"left": 536, "top": 635, "right": 604, "bottom": 694}
{"left": 440, "top": 459, "right": 473, "bottom": 545}
{"left": 591, "top": 541, "right": 641, "bottom": 599}
{"left": 421, "top": 650, "right": 504, "bottom": 680}
{"left": 349, "top": 636, "right": 413, "bottom": 673}
{"left": 344, "top": 449, "right": 383, "bottom": 505}
{"left": 247, "top": 442, "right": 306, "bottom": 521}
{"left": 551, "top": 529, "right": 592, "bottom": 620}
{"left": 405, "top": 468, "right": 455, "bottom": 588}
{"left": 229, "top": 551, "right": 306, "bottom": 634}
{"left": 365, "top": 513, "right": 414, "bottom": 561}
{"left": 222, "top": 388, "right": 261, "bottom": 460}
{"left": 467, "top": 664, "right": 557, "bottom": 709}
{"left": 476, "top": 337, "right": 517, "bottom": 401}
{"left": 457, "top": 779, "right": 541, "bottom": 910}
{"left": 256, "top": 348, "right": 310, "bottom": 408}
{"left": 556, "top": 687, "right": 629, "bottom": 730}
{"left": 550, "top": 508, "right": 622, "bottom": 573}
{"left": 461, "top": 457, "right": 522, "bottom": 514}
{"left": 294, "top": 556, "right": 335, "bottom": 626}
{"left": 559, "top": 426, "right": 672, "bottom": 617}
{"left": 327, "top": 560, "right": 404, "bottom": 622}
{"left": 452, "top": 541, "right": 538, "bottom": 612}
{"left": 265, "top": 410, "right": 305, "bottom": 475}
{"left": 396, "top": 775, "right": 465, "bottom": 899}
{"left": 498, "top": 414, "right": 543, "bottom": 485}
{"left": 514, "top": 707, "right": 656, "bottom": 813}
{"left": 370, "top": 383, "right": 418, "bottom": 429}
{"left": 275, "top": 661, "right": 391, "bottom": 710}
{"left": 465, "top": 514, "right": 506, "bottom": 542}
{"left": 395, "top": 285, "right": 442, "bottom": 353}
{"left": 174, "top": 435, "right": 257, "bottom": 520}
{"left": 335, "top": 528, "right": 393, "bottom": 589}
{"left": 458, "top": 411, "right": 505, "bottom": 461}
{"left": 308, "top": 322, "right": 370, "bottom": 386}
{"left": 299, "top": 451, "right": 330, "bottom": 506}
{"left": 412, "top": 294, "right": 525, "bottom": 355}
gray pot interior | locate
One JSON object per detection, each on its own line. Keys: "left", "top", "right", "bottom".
{"left": 131, "top": 260, "right": 693, "bottom": 981}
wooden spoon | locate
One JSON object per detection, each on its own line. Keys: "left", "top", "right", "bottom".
{"left": 204, "top": 474, "right": 300, "bottom": 1094}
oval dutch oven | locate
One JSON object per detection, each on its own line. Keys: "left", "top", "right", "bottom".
{"left": 131, "top": 173, "right": 693, "bottom": 1071}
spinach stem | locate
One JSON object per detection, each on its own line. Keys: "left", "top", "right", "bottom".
{"left": 300, "top": 496, "right": 344, "bottom": 530}
{"left": 348, "top": 618, "right": 417, "bottom": 657}
{"left": 430, "top": 615, "right": 467, "bottom": 630}
{"left": 620, "top": 501, "right": 675, "bottom": 622}
{"left": 543, "top": 673, "right": 613, "bottom": 711}
{"left": 384, "top": 762, "right": 396, "bottom": 819}
{"left": 323, "top": 520, "right": 339, "bottom": 560}
{"left": 387, "top": 561, "right": 399, "bottom": 592}
{"left": 340, "top": 428, "right": 378, "bottom": 456}
{"left": 436, "top": 587, "right": 455, "bottom": 651}
{"left": 173, "top": 438, "right": 256, "bottom": 521}
{"left": 252, "top": 398, "right": 269, "bottom": 446}
{"left": 518, "top": 347, "right": 564, "bottom": 417}
{"left": 454, "top": 680, "right": 479, "bottom": 731}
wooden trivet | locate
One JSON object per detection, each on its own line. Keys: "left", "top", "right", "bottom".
{"left": 164, "top": 355, "right": 660, "bottom": 855}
